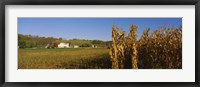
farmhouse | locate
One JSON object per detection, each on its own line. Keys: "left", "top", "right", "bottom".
{"left": 92, "top": 45, "right": 98, "bottom": 48}
{"left": 74, "top": 45, "right": 79, "bottom": 48}
{"left": 58, "top": 43, "right": 70, "bottom": 48}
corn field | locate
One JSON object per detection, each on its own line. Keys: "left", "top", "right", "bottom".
{"left": 109, "top": 24, "right": 182, "bottom": 69}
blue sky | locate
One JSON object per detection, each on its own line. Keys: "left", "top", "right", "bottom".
{"left": 18, "top": 18, "right": 182, "bottom": 41}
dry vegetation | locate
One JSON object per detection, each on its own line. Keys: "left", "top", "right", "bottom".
{"left": 109, "top": 24, "right": 182, "bottom": 69}
{"left": 109, "top": 25, "right": 138, "bottom": 69}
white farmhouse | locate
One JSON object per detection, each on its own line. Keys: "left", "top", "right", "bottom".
{"left": 92, "top": 45, "right": 97, "bottom": 48}
{"left": 58, "top": 43, "right": 70, "bottom": 48}
{"left": 74, "top": 45, "right": 79, "bottom": 48}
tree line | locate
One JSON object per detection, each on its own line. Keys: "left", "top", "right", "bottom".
{"left": 18, "top": 34, "right": 111, "bottom": 48}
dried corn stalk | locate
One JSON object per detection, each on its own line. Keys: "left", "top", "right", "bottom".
{"left": 109, "top": 24, "right": 182, "bottom": 69}
{"left": 109, "top": 25, "right": 138, "bottom": 69}
{"left": 129, "top": 25, "right": 138, "bottom": 69}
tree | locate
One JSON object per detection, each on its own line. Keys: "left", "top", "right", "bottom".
{"left": 18, "top": 40, "right": 26, "bottom": 48}
{"left": 81, "top": 43, "right": 90, "bottom": 47}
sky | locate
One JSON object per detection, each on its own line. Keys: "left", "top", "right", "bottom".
{"left": 18, "top": 18, "right": 182, "bottom": 41}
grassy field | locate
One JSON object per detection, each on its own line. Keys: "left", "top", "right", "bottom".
{"left": 18, "top": 48, "right": 111, "bottom": 69}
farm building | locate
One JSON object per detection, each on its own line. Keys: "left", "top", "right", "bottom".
{"left": 45, "top": 44, "right": 50, "bottom": 48}
{"left": 92, "top": 45, "right": 98, "bottom": 48}
{"left": 58, "top": 43, "right": 70, "bottom": 48}
{"left": 74, "top": 45, "right": 79, "bottom": 48}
